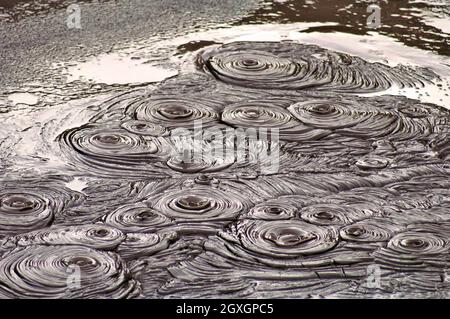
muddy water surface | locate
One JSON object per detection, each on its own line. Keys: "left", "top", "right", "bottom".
{"left": 0, "top": 0, "right": 449, "bottom": 298}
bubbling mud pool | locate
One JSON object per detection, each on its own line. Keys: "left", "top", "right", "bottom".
{"left": 0, "top": 1, "right": 450, "bottom": 299}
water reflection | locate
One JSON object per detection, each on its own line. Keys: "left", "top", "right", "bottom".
{"left": 237, "top": 0, "right": 450, "bottom": 56}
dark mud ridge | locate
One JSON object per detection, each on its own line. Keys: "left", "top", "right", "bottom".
{"left": 0, "top": 42, "right": 449, "bottom": 298}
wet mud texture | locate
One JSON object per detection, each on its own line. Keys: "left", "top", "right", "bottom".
{"left": 0, "top": 40, "right": 449, "bottom": 299}
{"left": 0, "top": 0, "right": 262, "bottom": 87}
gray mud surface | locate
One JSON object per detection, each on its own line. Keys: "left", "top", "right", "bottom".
{"left": 0, "top": 0, "right": 449, "bottom": 299}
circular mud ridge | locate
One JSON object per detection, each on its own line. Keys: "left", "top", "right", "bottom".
{"left": 200, "top": 41, "right": 436, "bottom": 93}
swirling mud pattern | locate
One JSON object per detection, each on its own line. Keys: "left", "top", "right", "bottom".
{"left": 58, "top": 125, "right": 172, "bottom": 178}
{"left": 1, "top": 27, "right": 450, "bottom": 298}
{"left": 0, "top": 245, "right": 139, "bottom": 298}
{"left": 199, "top": 42, "right": 437, "bottom": 93}
{"left": 0, "top": 179, "right": 84, "bottom": 235}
